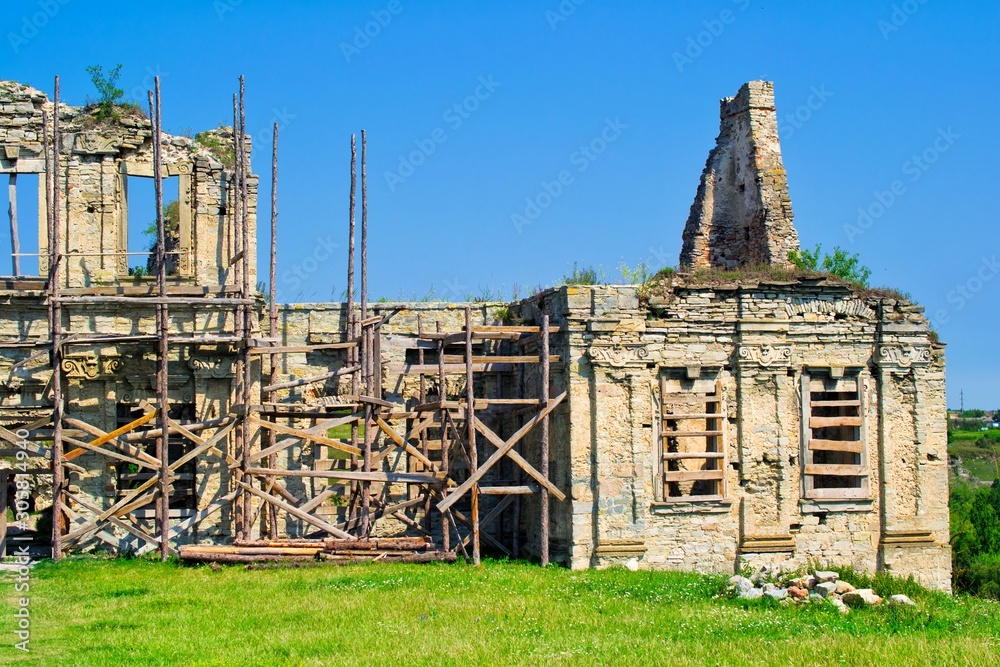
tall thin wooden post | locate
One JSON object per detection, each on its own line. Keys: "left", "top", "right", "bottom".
{"left": 346, "top": 134, "right": 359, "bottom": 524}
{"left": 7, "top": 174, "right": 19, "bottom": 276}
{"left": 437, "top": 320, "right": 449, "bottom": 552}
{"left": 418, "top": 315, "right": 431, "bottom": 533}
{"left": 49, "top": 76, "right": 63, "bottom": 560}
{"left": 238, "top": 76, "right": 253, "bottom": 540}
{"left": 513, "top": 363, "right": 524, "bottom": 558}
{"left": 231, "top": 92, "right": 246, "bottom": 540}
{"left": 359, "top": 130, "right": 371, "bottom": 536}
{"left": 267, "top": 122, "right": 279, "bottom": 539}
{"left": 0, "top": 470, "right": 7, "bottom": 558}
{"left": 540, "top": 314, "right": 550, "bottom": 567}
{"left": 465, "top": 306, "right": 480, "bottom": 564}
{"left": 150, "top": 80, "right": 171, "bottom": 561}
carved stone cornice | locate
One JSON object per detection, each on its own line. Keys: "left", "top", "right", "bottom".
{"left": 188, "top": 356, "right": 234, "bottom": 378}
{"left": 737, "top": 344, "right": 791, "bottom": 368}
{"left": 785, "top": 297, "right": 876, "bottom": 320}
{"left": 876, "top": 345, "right": 930, "bottom": 370}
{"left": 72, "top": 132, "right": 122, "bottom": 155}
{"left": 61, "top": 354, "right": 124, "bottom": 380}
{"left": 586, "top": 342, "right": 649, "bottom": 368}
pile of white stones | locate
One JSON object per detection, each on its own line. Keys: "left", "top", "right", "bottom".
{"left": 727, "top": 568, "right": 917, "bottom": 613}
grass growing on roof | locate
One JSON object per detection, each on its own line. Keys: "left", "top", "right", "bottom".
{"left": 2, "top": 558, "right": 999, "bottom": 666}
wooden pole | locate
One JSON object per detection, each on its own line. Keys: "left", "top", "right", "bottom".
{"left": 437, "top": 320, "right": 449, "bottom": 552}
{"left": 239, "top": 75, "right": 253, "bottom": 540}
{"left": 465, "top": 306, "right": 480, "bottom": 564}
{"left": 540, "top": 314, "right": 550, "bottom": 567}
{"left": 150, "top": 80, "right": 171, "bottom": 561}
{"left": 267, "top": 121, "right": 279, "bottom": 539}
{"left": 513, "top": 363, "right": 524, "bottom": 558}
{"left": 347, "top": 134, "right": 359, "bottom": 516}
{"left": 418, "top": 315, "right": 431, "bottom": 533}
{"left": 7, "top": 174, "right": 19, "bottom": 276}
{"left": 50, "top": 76, "right": 64, "bottom": 561}
{"left": 231, "top": 92, "right": 245, "bottom": 540}
{"left": 359, "top": 130, "right": 371, "bottom": 536}
{"left": 0, "top": 469, "right": 8, "bottom": 558}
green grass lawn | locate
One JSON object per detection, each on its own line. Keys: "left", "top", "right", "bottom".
{"left": 2, "top": 559, "right": 1000, "bottom": 666}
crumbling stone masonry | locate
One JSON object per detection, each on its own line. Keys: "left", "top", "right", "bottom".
{"left": 0, "top": 79, "right": 950, "bottom": 590}
{"left": 680, "top": 81, "right": 800, "bottom": 269}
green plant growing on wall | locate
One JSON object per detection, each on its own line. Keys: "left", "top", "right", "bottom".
{"left": 619, "top": 260, "right": 653, "bottom": 285}
{"left": 85, "top": 64, "right": 138, "bottom": 121}
{"left": 788, "top": 243, "right": 872, "bottom": 288}
{"left": 195, "top": 131, "right": 236, "bottom": 167}
{"left": 562, "top": 262, "right": 604, "bottom": 286}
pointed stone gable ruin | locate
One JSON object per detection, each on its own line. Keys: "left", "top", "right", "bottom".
{"left": 680, "top": 81, "right": 799, "bottom": 268}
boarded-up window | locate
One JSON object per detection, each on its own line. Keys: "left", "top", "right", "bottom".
{"left": 801, "top": 370, "right": 869, "bottom": 499}
{"left": 658, "top": 373, "right": 727, "bottom": 502}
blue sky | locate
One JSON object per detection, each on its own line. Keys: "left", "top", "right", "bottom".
{"left": 2, "top": 0, "right": 997, "bottom": 408}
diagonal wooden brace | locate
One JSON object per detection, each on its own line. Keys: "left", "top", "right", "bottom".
{"left": 437, "top": 392, "right": 566, "bottom": 513}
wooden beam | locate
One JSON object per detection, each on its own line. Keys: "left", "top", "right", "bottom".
{"left": 804, "top": 464, "right": 866, "bottom": 477}
{"left": 810, "top": 416, "right": 862, "bottom": 428}
{"left": 438, "top": 392, "right": 567, "bottom": 513}
{"left": 247, "top": 467, "right": 444, "bottom": 484}
{"left": 664, "top": 469, "right": 724, "bottom": 483}
{"left": 809, "top": 439, "right": 864, "bottom": 453}
{"left": 250, "top": 415, "right": 362, "bottom": 457}
{"left": 236, "top": 481, "right": 353, "bottom": 539}
{"left": 63, "top": 410, "right": 157, "bottom": 461}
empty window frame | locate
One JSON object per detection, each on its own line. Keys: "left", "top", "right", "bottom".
{"left": 121, "top": 172, "right": 182, "bottom": 277}
{"left": 2, "top": 173, "right": 41, "bottom": 277}
{"left": 114, "top": 403, "right": 197, "bottom": 516}
{"left": 801, "top": 370, "right": 869, "bottom": 499}
{"left": 658, "top": 374, "right": 727, "bottom": 502}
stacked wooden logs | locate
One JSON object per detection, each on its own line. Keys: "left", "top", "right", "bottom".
{"left": 178, "top": 537, "right": 456, "bottom": 565}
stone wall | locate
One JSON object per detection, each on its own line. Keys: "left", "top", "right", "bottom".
{"left": 544, "top": 281, "right": 950, "bottom": 591}
{"left": 0, "top": 79, "right": 256, "bottom": 287}
{"left": 679, "top": 81, "right": 799, "bottom": 268}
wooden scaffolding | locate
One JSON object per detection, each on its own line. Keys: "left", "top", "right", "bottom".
{"left": 0, "top": 75, "right": 564, "bottom": 565}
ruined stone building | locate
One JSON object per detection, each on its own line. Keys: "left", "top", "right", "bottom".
{"left": 0, "top": 79, "right": 951, "bottom": 590}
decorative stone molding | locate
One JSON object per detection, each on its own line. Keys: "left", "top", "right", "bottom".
{"left": 593, "top": 539, "right": 647, "bottom": 558}
{"left": 737, "top": 344, "right": 791, "bottom": 368}
{"left": 73, "top": 132, "right": 121, "bottom": 155}
{"left": 188, "top": 356, "right": 234, "bottom": 378}
{"left": 61, "top": 354, "right": 123, "bottom": 379}
{"left": 785, "top": 297, "right": 876, "bottom": 320}
{"left": 881, "top": 530, "right": 935, "bottom": 547}
{"left": 877, "top": 345, "right": 930, "bottom": 369}
{"left": 739, "top": 534, "right": 796, "bottom": 553}
{"left": 586, "top": 342, "right": 649, "bottom": 368}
